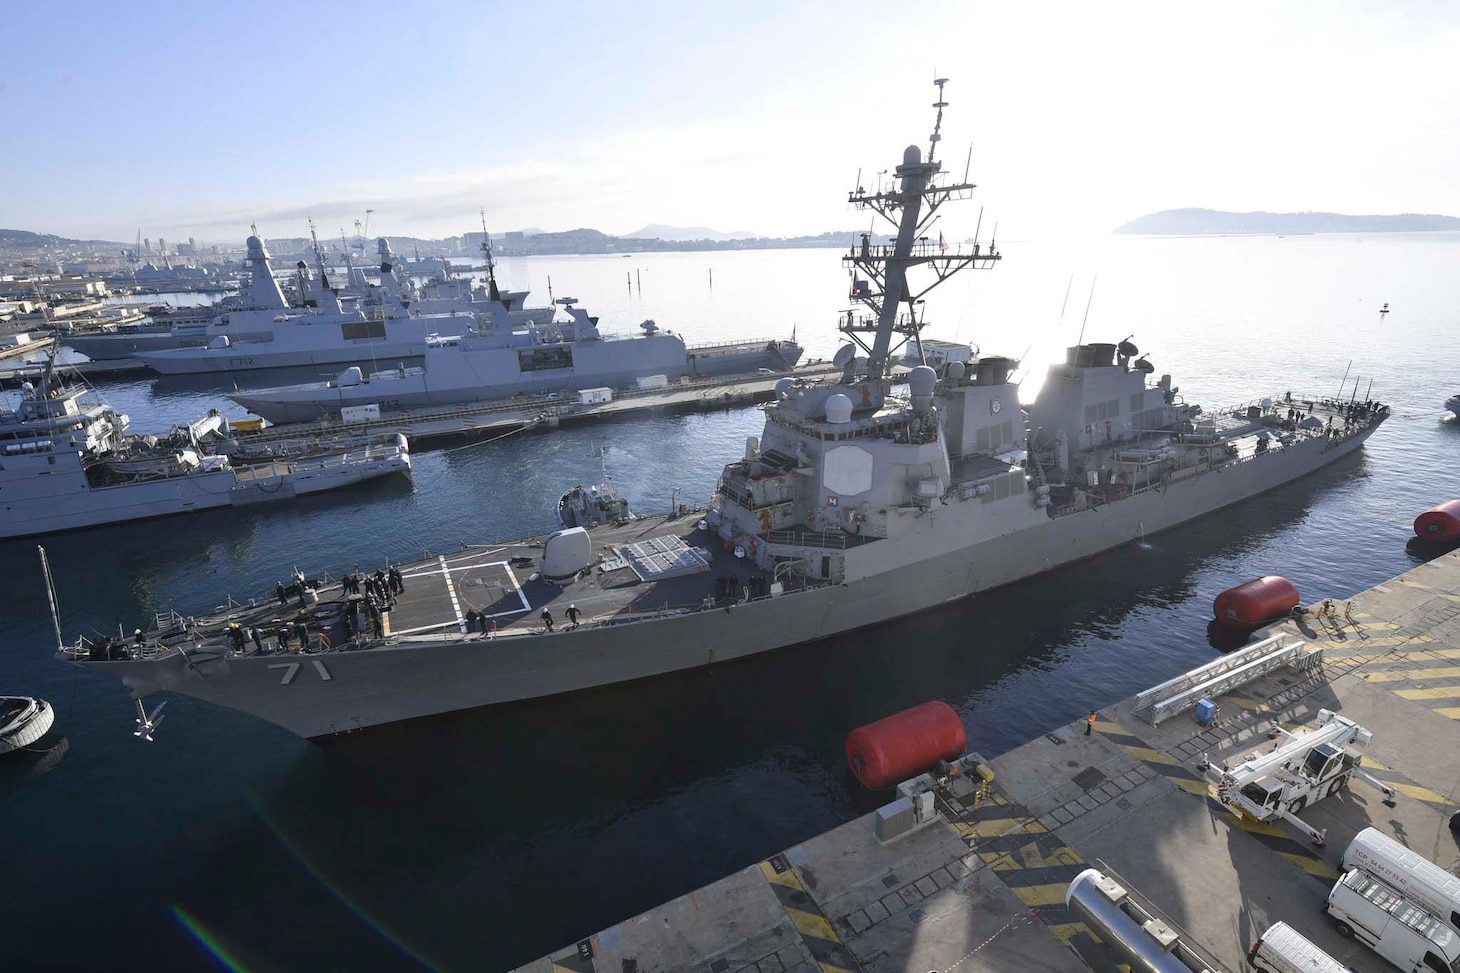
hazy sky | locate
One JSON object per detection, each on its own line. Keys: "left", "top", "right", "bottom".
{"left": 4, "top": 1, "right": 1457, "bottom": 245}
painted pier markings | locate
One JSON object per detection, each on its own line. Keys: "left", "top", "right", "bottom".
{"left": 759, "top": 854, "right": 862, "bottom": 973}
{"left": 938, "top": 789, "right": 1125, "bottom": 972}
{"left": 1091, "top": 720, "right": 1208, "bottom": 796}
{"left": 1360, "top": 757, "right": 1459, "bottom": 811}
{"left": 1091, "top": 719, "right": 1338, "bottom": 882}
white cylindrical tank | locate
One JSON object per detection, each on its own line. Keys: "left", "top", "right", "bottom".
{"left": 1065, "top": 869, "right": 1205, "bottom": 973}
{"left": 825, "top": 394, "right": 854, "bottom": 424}
{"left": 745, "top": 436, "right": 759, "bottom": 461}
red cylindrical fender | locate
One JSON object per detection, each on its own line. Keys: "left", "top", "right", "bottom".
{"left": 846, "top": 700, "right": 966, "bottom": 789}
{"left": 1414, "top": 500, "right": 1460, "bottom": 542}
{"left": 1213, "top": 576, "right": 1301, "bottom": 629}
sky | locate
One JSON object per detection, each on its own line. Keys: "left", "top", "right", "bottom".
{"left": 3, "top": 0, "right": 1458, "bottom": 246}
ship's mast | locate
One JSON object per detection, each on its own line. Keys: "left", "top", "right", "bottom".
{"left": 843, "top": 78, "right": 999, "bottom": 387}
{"left": 307, "top": 219, "right": 331, "bottom": 292}
{"left": 479, "top": 207, "right": 502, "bottom": 304}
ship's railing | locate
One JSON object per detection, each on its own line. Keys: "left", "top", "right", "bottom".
{"left": 685, "top": 337, "right": 793, "bottom": 353}
{"left": 759, "top": 527, "right": 857, "bottom": 549}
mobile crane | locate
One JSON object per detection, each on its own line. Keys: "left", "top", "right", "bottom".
{"left": 1200, "top": 708, "right": 1396, "bottom": 845}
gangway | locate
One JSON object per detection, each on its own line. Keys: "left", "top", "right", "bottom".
{"left": 1134, "top": 635, "right": 1321, "bottom": 725}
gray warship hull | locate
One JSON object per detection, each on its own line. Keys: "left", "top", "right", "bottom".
{"left": 80, "top": 421, "right": 1375, "bottom": 738}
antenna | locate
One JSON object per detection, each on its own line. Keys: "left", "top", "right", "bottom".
{"left": 963, "top": 144, "right": 972, "bottom": 184}
{"left": 479, "top": 206, "right": 501, "bottom": 302}
{"left": 37, "top": 546, "right": 65, "bottom": 653}
{"left": 1075, "top": 276, "right": 1098, "bottom": 347}
{"left": 928, "top": 77, "right": 948, "bottom": 163}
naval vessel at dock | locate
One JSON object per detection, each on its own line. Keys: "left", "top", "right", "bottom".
{"left": 61, "top": 82, "right": 1389, "bottom": 739}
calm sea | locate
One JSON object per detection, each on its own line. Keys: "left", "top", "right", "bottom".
{"left": 3, "top": 235, "right": 1458, "bottom": 971}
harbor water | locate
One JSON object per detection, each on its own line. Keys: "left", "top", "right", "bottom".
{"left": 3, "top": 235, "right": 1458, "bottom": 971}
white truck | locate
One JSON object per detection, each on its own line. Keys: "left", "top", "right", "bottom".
{"left": 1201, "top": 708, "right": 1396, "bottom": 845}
{"left": 1328, "top": 867, "right": 1460, "bottom": 972}
{"left": 1344, "top": 829, "right": 1460, "bottom": 934}
{"left": 1247, "top": 921, "right": 1351, "bottom": 973}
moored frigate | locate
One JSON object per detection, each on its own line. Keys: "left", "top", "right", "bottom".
{"left": 60, "top": 82, "right": 1388, "bottom": 739}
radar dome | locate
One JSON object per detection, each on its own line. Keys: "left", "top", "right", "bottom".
{"left": 824, "top": 393, "right": 854, "bottom": 424}
{"left": 903, "top": 145, "right": 921, "bottom": 166}
{"left": 377, "top": 237, "right": 391, "bottom": 254}
{"left": 946, "top": 360, "right": 967, "bottom": 380}
{"left": 909, "top": 364, "right": 937, "bottom": 412}
{"left": 245, "top": 235, "right": 263, "bottom": 251}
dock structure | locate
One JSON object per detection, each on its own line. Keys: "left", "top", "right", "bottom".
{"left": 520, "top": 548, "right": 1460, "bottom": 973}
{"left": 234, "top": 363, "right": 851, "bottom": 448}
{"left": 0, "top": 355, "right": 148, "bottom": 382}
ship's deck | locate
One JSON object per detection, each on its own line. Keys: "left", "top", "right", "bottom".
{"left": 387, "top": 513, "right": 772, "bottom": 638}
{"left": 170, "top": 512, "right": 779, "bottom": 654}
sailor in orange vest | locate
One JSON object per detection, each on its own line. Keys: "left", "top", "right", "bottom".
{"left": 1085, "top": 711, "right": 1096, "bottom": 736}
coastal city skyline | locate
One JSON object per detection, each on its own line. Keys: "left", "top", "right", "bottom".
{"left": 5, "top": 1, "right": 1458, "bottom": 245}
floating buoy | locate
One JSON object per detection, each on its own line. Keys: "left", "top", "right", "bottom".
{"left": 1213, "top": 576, "right": 1300, "bottom": 629}
{"left": 1414, "top": 500, "right": 1460, "bottom": 543}
{"left": 846, "top": 700, "right": 966, "bottom": 790}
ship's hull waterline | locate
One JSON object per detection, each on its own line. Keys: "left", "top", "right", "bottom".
{"left": 83, "top": 423, "right": 1376, "bottom": 738}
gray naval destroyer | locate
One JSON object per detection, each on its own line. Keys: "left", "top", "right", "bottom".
{"left": 61, "top": 82, "right": 1388, "bottom": 739}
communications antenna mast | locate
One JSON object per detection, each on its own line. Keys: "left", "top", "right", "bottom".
{"left": 842, "top": 78, "right": 1000, "bottom": 400}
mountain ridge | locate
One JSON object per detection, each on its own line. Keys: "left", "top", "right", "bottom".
{"left": 622, "top": 224, "right": 759, "bottom": 242}
{"left": 1116, "top": 208, "right": 1460, "bottom": 235}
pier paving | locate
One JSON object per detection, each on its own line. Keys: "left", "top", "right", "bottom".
{"left": 520, "top": 547, "right": 1460, "bottom": 973}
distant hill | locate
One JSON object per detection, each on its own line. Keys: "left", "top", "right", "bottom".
{"left": 1115, "top": 209, "right": 1460, "bottom": 235}
{"left": 623, "top": 224, "right": 759, "bottom": 242}
{"left": 0, "top": 228, "right": 126, "bottom": 249}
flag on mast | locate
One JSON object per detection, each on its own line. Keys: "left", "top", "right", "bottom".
{"left": 938, "top": 231, "right": 948, "bottom": 251}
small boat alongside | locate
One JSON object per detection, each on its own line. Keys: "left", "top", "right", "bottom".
{"left": 1446, "top": 393, "right": 1459, "bottom": 418}
{"left": 0, "top": 697, "right": 54, "bottom": 756}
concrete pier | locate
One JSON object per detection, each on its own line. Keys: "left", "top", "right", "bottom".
{"left": 520, "top": 547, "right": 1460, "bottom": 973}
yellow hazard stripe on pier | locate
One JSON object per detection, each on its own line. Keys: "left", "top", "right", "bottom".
{"left": 939, "top": 791, "right": 1130, "bottom": 971}
{"left": 1362, "top": 665, "right": 1460, "bottom": 683}
{"left": 1092, "top": 720, "right": 1209, "bottom": 796}
{"left": 1354, "top": 658, "right": 1460, "bottom": 721}
{"left": 1360, "top": 757, "right": 1459, "bottom": 810}
{"left": 759, "top": 855, "right": 861, "bottom": 973}
{"left": 1093, "top": 718, "right": 1338, "bottom": 881}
